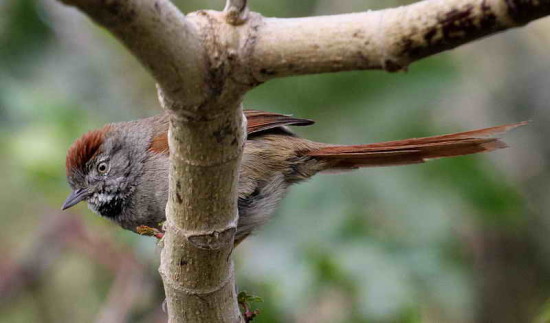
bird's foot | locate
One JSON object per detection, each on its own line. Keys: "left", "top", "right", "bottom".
{"left": 136, "top": 225, "right": 164, "bottom": 239}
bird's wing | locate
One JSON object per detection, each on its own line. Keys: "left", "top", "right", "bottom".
{"left": 148, "top": 110, "right": 315, "bottom": 154}
{"left": 245, "top": 110, "right": 314, "bottom": 135}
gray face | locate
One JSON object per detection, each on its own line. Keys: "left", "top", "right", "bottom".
{"left": 85, "top": 153, "right": 130, "bottom": 217}
{"left": 64, "top": 135, "right": 141, "bottom": 218}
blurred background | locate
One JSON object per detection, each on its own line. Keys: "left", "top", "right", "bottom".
{"left": 1, "top": 0, "right": 549, "bottom": 322}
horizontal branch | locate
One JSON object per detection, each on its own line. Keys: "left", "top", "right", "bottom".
{"left": 249, "top": 0, "right": 550, "bottom": 80}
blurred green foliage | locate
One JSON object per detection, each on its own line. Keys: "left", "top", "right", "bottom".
{"left": 1, "top": 1, "right": 549, "bottom": 322}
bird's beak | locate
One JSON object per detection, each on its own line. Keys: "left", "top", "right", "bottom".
{"left": 61, "top": 188, "right": 90, "bottom": 210}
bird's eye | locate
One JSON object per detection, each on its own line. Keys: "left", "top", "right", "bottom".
{"left": 97, "top": 161, "right": 109, "bottom": 174}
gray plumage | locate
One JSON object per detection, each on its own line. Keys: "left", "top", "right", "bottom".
{"left": 63, "top": 111, "right": 523, "bottom": 244}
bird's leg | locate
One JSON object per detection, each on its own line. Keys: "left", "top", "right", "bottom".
{"left": 136, "top": 225, "right": 164, "bottom": 239}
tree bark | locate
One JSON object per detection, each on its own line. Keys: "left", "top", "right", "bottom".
{"left": 249, "top": 0, "right": 550, "bottom": 79}
{"left": 54, "top": 0, "right": 550, "bottom": 322}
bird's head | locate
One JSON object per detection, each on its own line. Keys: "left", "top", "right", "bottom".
{"left": 62, "top": 124, "right": 146, "bottom": 218}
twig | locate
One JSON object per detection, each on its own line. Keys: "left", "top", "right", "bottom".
{"left": 224, "top": 0, "right": 249, "bottom": 25}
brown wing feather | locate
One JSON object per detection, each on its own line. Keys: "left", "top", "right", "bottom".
{"left": 147, "top": 113, "right": 170, "bottom": 154}
{"left": 149, "top": 133, "right": 169, "bottom": 154}
{"left": 245, "top": 110, "right": 314, "bottom": 135}
{"left": 148, "top": 110, "right": 315, "bottom": 154}
{"left": 306, "top": 122, "right": 527, "bottom": 169}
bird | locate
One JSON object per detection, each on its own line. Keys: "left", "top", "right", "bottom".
{"left": 62, "top": 110, "right": 525, "bottom": 244}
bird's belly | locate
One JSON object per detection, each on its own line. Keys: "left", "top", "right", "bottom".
{"left": 236, "top": 172, "right": 288, "bottom": 241}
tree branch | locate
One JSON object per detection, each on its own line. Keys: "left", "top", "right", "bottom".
{"left": 224, "top": 0, "right": 249, "bottom": 25}
{"left": 60, "top": 0, "right": 206, "bottom": 109}
{"left": 249, "top": 0, "right": 550, "bottom": 80}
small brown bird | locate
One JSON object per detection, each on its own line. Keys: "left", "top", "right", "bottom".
{"left": 62, "top": 110, "right": 525, "bottom": 244}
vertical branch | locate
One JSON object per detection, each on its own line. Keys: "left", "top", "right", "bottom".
{"left": 158, "top": 92, "right": 245, "bottom": 323}
{"left": 154, "top": 9, "right": 250, "bottom": 323}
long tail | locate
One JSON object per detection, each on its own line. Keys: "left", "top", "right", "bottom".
{"left": 305, "top": 122, "right": 527, "bottom": 170}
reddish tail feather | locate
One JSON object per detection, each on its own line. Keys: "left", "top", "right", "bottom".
{"left": 306, "top": 121, "right": 527, "bottom": 170}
